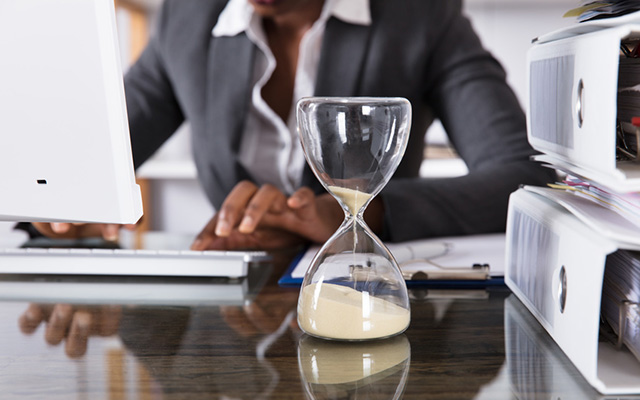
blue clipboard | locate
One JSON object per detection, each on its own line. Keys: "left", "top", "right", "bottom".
{"left": 278, "top": 235, "right": 506, "bottom": 289}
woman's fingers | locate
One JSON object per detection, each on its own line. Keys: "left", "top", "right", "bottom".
{"left": 213, "top": 181, "right": 289, "bottom": 237}
{"left": 238, "top": 184, "right": 287, "bottom": 234}
{"left": 215, "top": 181, "right": 259, "bottom": 237}
{"left": 44, "top": 304, "right": 74, "bottom": 345}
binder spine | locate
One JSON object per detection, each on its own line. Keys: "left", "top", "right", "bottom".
{"left": 529, "top": 55, "right": 576, "bottom": 149}
{"left": 506, "top": 204, "right": 559, "bottom": 325}
{"left": 506, "top": 189, "right": 617, "bottom": 386}
{"left": 527, "top": 27, "right": 627, "bottom": 175}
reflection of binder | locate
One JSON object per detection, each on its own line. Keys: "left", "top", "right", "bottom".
{"left": 505, "top": 187, "right": 640, "bottom": 394}
{"left": 504, "top": 295, "right": 640, "bottom": 400}
{"left": 527, "top": 13, "right": 640, "bottom": 193}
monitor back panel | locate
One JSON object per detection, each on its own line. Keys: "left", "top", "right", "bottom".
{"left": 0, "top": 0, "right": 142, "bottom": 223}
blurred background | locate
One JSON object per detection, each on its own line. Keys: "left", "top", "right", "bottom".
{"left": 0, "top": 0, "right": 578, "bottom": 239}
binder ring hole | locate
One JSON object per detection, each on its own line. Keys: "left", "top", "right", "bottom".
{"left": 576, "top": 79, "right": 584, "bottom": 128}
{"left": 558, "top": 266, "right": 567, "bottom": 313}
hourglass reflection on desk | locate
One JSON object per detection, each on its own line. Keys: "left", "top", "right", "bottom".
{"left": 296, "top": 97, "right": 412, "bottom": 341}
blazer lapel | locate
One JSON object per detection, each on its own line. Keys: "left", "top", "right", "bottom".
{"left": 205, "top": 33, "right": 255, "bottom": 189}
{"left": 204, "top": 19, "right": 372, "bottom": 195}
{"left": 314, "top": 17, "right": 371, "bottom": 97}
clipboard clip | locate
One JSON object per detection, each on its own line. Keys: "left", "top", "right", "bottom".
{"left": 400, "top": 263, "right": 491, "bottom": 281}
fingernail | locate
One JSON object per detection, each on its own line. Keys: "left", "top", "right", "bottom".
{"left": 53, "top": 307, "right": 67, "bottom": 322}
{"left": 51, "top": 223, "right": 65, "bottom": 233}
{"left": 74, "top": 314, "right": 91, "bottom": 334}
{"left": 288, "top": 195, "right": 302, "bottom": 207}
{"left": 24, "top": 309, "right": 37, "bottom": 322}
{"left": 104, "top": 225, "right": 119, "bottom": 242}
{"left": 238, "top": 216, "right": 253, "bottom": 233}
{"left": 215, "top": 220, "right": 230, "bottom": 237}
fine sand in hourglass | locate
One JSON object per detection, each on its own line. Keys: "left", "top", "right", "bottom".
{"left": 327, "top": 186, "right": 372, "bottom": 215}
{"left": 327, "top": 185, "right": 371, "bottom": 254}
{"left": 298, "top": 282, "right": 410, "bottom": 340}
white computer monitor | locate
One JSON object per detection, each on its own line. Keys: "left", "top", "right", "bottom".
{"left": 0, "top": 0, "right": 143, "bottom": 224}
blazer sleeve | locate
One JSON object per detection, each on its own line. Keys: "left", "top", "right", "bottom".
{"left": 123, "top": 0, "right": 185, "bottom": 169}
{"left": 379, "top": 1, "right": 555, "bottom": 242}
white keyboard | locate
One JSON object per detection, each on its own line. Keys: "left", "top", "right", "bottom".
{"left": 0, "top": 247, "right": 270, "bottom": 278}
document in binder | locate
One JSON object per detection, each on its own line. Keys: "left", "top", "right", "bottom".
{"left": 278, "top": 234, "right": 506, "bottom": 288}
{"left": 548, "top": 175, "right": 640, "bottom": 229}
{"left": 506, "top": 187, "right": 640, "bottom": 394}
{"left": 527, "top": 11, "right": 640, "bottom": 193}
{"left": 601, "top": 250, "right": 640, "bottom": 364}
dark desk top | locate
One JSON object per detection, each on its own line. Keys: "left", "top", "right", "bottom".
{"left": 0, "top": 251, "right": 613, "bottom": 400}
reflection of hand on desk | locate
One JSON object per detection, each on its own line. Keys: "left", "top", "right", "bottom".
{"left": 0, "top": 252, "right": 520, "bottom": 398}
{"left": 221, "top": 287, "right": 300, "bottom": 338}
{"left": 18, "top": 303, "right": 122, "bottom": 358}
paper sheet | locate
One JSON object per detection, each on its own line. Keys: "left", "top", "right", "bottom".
{"left": 290, "top": 233, "right": 506, "bottom": 280}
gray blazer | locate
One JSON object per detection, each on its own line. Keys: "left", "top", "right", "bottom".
{"left": 124, "top": 0, "right": 554, "bottom": 242}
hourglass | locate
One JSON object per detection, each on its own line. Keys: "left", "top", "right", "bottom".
{"left": 296, "top": 97, "right": 412, "bottom": 341}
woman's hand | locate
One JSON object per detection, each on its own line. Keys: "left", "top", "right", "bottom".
{"left": 190, "top": 181, "right": 342, "bottom": 251}
{"left": 191, "top": 181, "right": 306, "bottom": 250}
{"left": 18, "top": 303, "right": 122, "bottom": 358}
{"left": 190, "top": 180, "right": 384, "bottom": 251}
{"left": 31, "top": 222, "right": 136, "bottom": 242}
{"left": 260, "top": 187, "right": 343, "bottom": 243}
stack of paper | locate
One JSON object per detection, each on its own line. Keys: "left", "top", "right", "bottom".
{"left": 602, "top": 250, "right": 640, "bottom": 363}
{"left": 617, "top": 57, "right": 640, "bottom": 157}
{"left": 548, "top": 175, "right": 640, "bottom": 227}
{"left": 564, "top": 1, "right": 640, "bottom": 22}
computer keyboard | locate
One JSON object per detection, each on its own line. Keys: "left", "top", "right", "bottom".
{"left": 0, "top": 247, "right": 270, "bottom": 278}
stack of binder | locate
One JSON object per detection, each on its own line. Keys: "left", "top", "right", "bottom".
{"left": 505, "top": 11, "right": 640, "bottom": 396}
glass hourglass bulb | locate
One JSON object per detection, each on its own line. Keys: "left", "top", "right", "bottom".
{"left": 296, "top": 97, "right": 412, "bottom": 341}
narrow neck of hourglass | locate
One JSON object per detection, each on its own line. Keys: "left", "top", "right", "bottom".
{"left": 336, "top": 212, "right": 373, "bottom": 236}
{"left": 339, "top": 204, "right": 368, "bottom": 220}
{"left": 327, "top": 185, "right": 374, "bottom": 219}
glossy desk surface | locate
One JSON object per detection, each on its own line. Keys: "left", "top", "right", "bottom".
{"left": 0, "top": 251, "right": 620, "bottom": 400}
